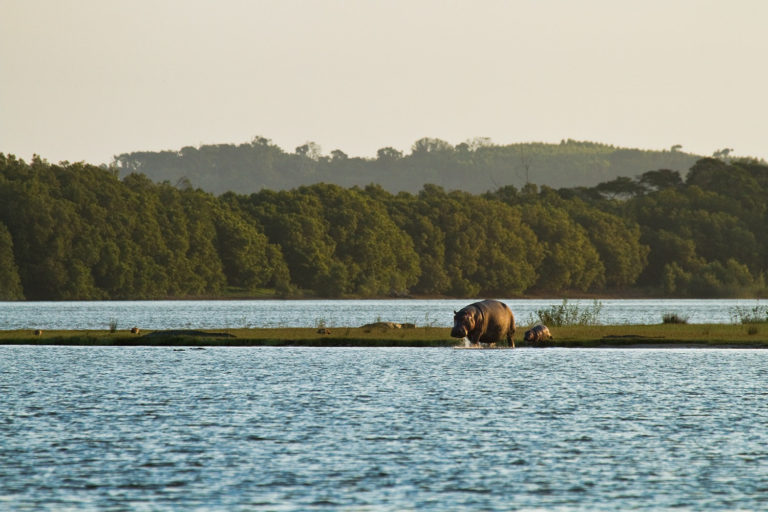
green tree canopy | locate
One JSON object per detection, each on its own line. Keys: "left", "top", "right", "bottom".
{"left": 2, "top": 152, "right": 766, "bottom": 299}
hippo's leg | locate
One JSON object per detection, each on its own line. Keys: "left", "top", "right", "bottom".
{"left": 506, "top": 332, "right": 515, "bottom": 348}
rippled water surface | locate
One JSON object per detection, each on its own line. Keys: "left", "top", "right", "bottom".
{"left": 1, "top": 298, "right": 765, "bottom": 330}
{"left": 3, "top": 346, "right": 768, "bottom": 510}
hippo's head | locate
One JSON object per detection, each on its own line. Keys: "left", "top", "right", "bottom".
{"left": 451, "top": 308, "right": 477, "bottom": 338}
{"left": 523, "top": 329, "right": 534, "bottom": 342}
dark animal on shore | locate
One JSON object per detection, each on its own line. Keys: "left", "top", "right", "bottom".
{"left": 33, "top": 329, "right": 42, "bottom": 336}
{"left": 451, "top": 299, "right": 515, "bottom": 347}
{"left": 317, "top": 328, "right": 332, "bottom": 335}
{"left": 524, "top": 325, "right": 552, "bottom": 344}
{"left": 130, "top": 327, "right": 140, "bottom": 334}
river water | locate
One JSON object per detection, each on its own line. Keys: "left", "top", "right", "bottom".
{"left": 0, "top": 299, "right": 765, "bottom": 330}
{"left": 2, "top": 346, "right": 768, "bottom": 510}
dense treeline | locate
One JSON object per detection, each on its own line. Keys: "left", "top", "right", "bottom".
{"left": 115, "top": 137, "right": 700, "bottom": 195}
{"left": 1, "top": 153, "right": 766, "bottom": 300}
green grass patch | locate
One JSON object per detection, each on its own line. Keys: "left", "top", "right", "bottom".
{"left": 0, "top": 327, "right": 454, "bottom": 347}
{"left": 544, "top": 323, "right": 768, "bottom": 348}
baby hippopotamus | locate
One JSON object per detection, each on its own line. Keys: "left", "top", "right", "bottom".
{"left": 524, "top": 324, "right": 552, "bottom": 344}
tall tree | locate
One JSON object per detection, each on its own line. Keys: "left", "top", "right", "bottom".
{"left": 0, "top": 222, "right": 23, "bottom": 299}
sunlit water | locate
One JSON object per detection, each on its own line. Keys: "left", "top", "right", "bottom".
{"left": 0, "top": 299, "right": 765, "bottom": 330}
{"left": 3, "top": 346, "right": 768, "bottom": 510}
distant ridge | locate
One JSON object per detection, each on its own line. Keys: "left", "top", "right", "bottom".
{"left": 114, "top": 137, "right": 701, "bottom": 195}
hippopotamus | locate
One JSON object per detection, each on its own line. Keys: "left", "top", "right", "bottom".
{"left": 524, "top": 324, "right": 552, "bottom": 344}
{"left": 451, "top": 299, "right": 515, "bottom": 347}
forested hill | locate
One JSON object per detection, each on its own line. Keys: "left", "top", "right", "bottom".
{"left": 1, "top": 153, "right": 766, "bottom": 300}
{"left": 114, "top": 138, "right": 701, "bottom": 195}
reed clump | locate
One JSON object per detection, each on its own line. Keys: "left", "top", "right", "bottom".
{"left": 536, "top": 299, "right": 603, "bottom": 327}
{"left": 730, "top": 304, "right": 768, "bottom": 324}
{"left": 662, "top": 313, "right": 689, "bottom": 324}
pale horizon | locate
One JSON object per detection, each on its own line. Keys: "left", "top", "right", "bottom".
{"left": 2, "top": 0, "right": 767, "bottom": 166}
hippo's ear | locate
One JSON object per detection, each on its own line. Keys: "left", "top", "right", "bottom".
{"left": 453, "top": 310, "right": 457, "bottom": 315}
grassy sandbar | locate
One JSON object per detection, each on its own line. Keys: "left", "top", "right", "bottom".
{"left": 1, "top": 323, "right": 767, "bottom": 348}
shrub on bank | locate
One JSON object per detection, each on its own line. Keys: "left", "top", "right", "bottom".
{"left": 536, "top": 299, "right": 603, "bottom": 327}
{"left": 730, "top": 304, "right": 768, "bottom": 324}
{"left": 662, "top": 313, "right": 689, "bottom": 324}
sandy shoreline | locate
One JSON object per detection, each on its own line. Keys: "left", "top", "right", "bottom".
{"left": 1, "top": 324, "right": 766, "bottom": 348}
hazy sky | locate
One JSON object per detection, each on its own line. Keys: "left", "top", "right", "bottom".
{"left": 2, "top": 0, "right": 767, "bottom": 165}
